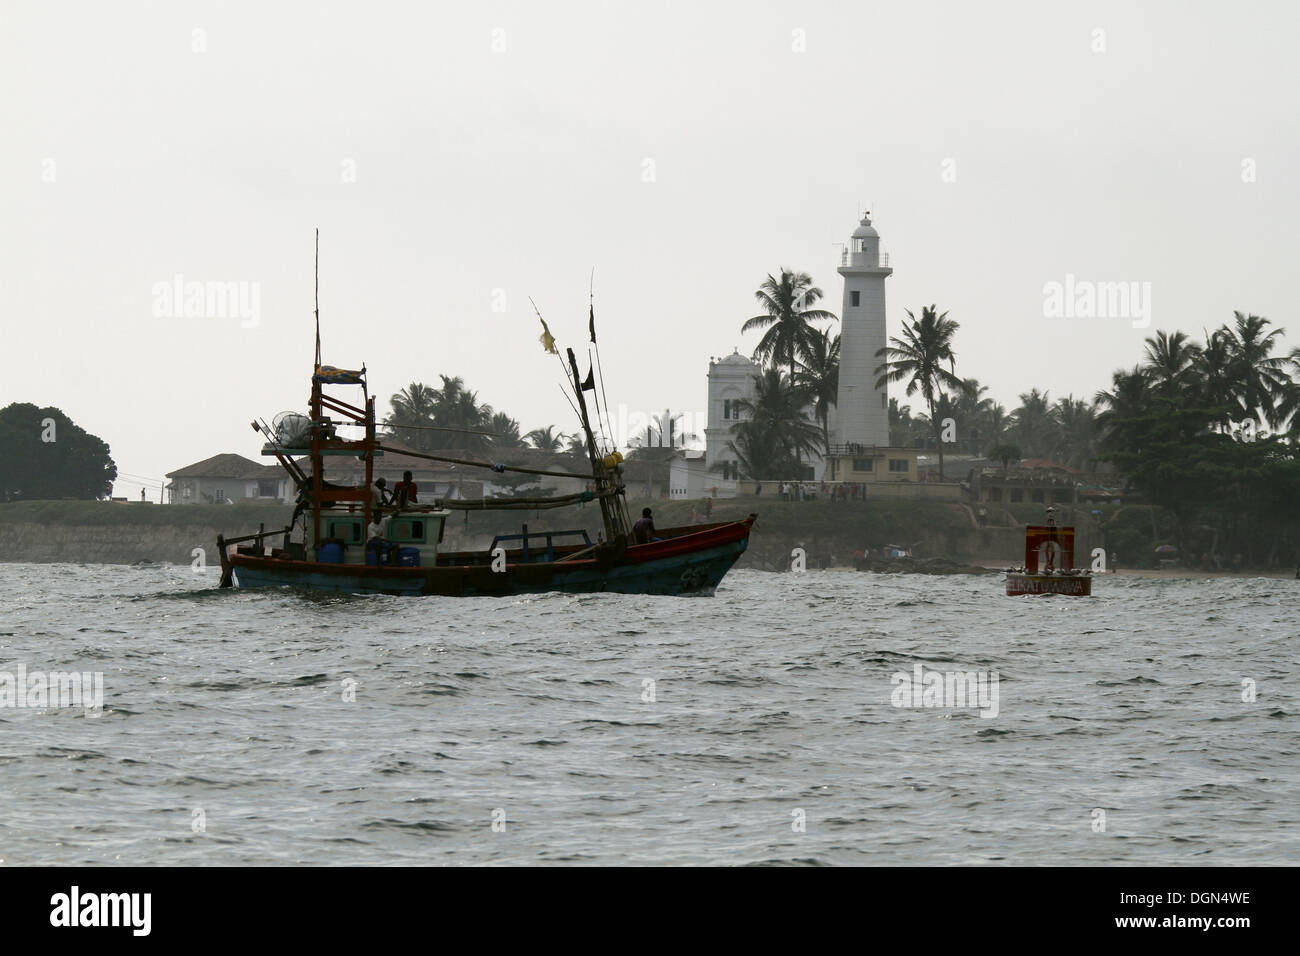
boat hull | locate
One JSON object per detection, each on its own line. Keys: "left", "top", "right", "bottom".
{"left": 1005, "top": 572, "right": 1092, "bottom": 597}
{"left": 226, "top": 518, "right": 753, "bottom": 596}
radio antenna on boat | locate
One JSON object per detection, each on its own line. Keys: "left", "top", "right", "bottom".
{"left": 313, "top": 228, "right": 321, "bottom": 369}
{"left": 589, "top": 270, "right": 615, "bottom": 453}
{"left": 588, "top": 346, "right": 610, "bottom": 455}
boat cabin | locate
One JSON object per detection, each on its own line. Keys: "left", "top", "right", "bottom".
{"left": 308, "top": 509, "right": 450, "bottom": 567}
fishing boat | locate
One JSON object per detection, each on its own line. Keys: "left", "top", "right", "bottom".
{"left": 215, "top": 239, "right": 755, "bottom": 596}
{"left": 1004, "top": 507, "right": 1092, "bottom": 596}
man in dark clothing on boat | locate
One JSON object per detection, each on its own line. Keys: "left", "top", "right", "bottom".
{"left": 392, "top": 471, "right": 418, "bottom": 509}
{"left": 632, "top": 507, "right": 657, "bottom": 544}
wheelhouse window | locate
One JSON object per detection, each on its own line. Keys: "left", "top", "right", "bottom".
{"left": 390, "top": 519, "right": 427, "bottom": 543}
{"left": 328, "top": 520, "right": 363, "bottom": 543}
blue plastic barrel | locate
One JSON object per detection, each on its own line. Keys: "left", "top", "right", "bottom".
{"left": 319, "top": 542, "right": 344, "bottom": 563}
{"left": 397, "top": 547, "right": 420, "bottom": 567}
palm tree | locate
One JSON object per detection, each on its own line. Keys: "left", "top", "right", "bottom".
{"left": 1095, "top": 366, "right": 1147, "bottom": 455}
{"left": 1224, "top": 311, "right": 1289, "bottom": 428}
{"left": 1010, "top": 389, "right": 1054, "bottom": 460}
{"left": 726, "top": 369, "right": 824, "bottom": 478}
{"left": 1051, "top": 395, "right": 1097, "bottom": 470}
{"left": 793, "top": 328, "right": 840, "bottom": 452}
{"left": 741, "top": 269, "right": 837, "bottom": 378}
{"left": 1276, "top": 345, "right": 1300, "bottom": 438}
{"left": 452, "top": 399, "right": 494, "bottom": 453}
{"left": 486, "top": 412, "right": 526, "bottom": 449}
{"left": 980, "top": 402, "right": 1010, "bottom": 455}
{"left": 1196, "top": 328, "right": 1237, "bottom": 432}
{"left": 716, "top": 426, "right": 777, "bottom": 483}
{"left": 888, "top": 398, "right": 927, "bottom": 447}
{"left": 916, "top": 392, "right": 959, "bottom": 452}
{"left": 650, "top": 409, "right": 698, "bottom": 449}
{"left": 525, "top": 426, "right": 565, "bottom": 452}
{"left": 954, "top": 377, "right": 993, "bottom": 455}
{"left": 388, "top": 382, "right": 440, "bottom": 452}
{"left": 1142, "top": 330, "right": 1203, "bottom": 398}
{"left": 874, "top": 305, "right": 965, "bottom": 478}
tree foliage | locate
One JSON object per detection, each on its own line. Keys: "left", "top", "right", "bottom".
{"left": 0, "top": 404, "right": 117, "bottom": 501}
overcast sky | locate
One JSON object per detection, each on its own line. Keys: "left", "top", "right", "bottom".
{"left": 3, "top": 0, "right": 1297, "bottom": 498}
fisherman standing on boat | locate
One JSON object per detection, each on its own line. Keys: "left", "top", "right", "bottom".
{"left": 392, "top": 471, "right": 418, "bottom": 509}
{"left": 370, "top": 476, "right": 390, "bottom": 508}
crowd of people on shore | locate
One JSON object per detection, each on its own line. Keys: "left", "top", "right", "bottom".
{"left": 757, "top": 481, "right": 870, "bottom": 502}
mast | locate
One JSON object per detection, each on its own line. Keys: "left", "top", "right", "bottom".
{"left": 566, "top": 347, "right": 623, "bottom": 541}
{"left": 306, "top": 231, "right": 374, "bottom": 555}
{"left": 311, "top": 231, "right": 322, "bottom": 548}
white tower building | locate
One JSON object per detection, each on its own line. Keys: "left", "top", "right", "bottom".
{"left": 702, "top": 349, "right": 760, "bottom": 494}
{"left": 834, "top": 212, "right": 892, "bottom": 449}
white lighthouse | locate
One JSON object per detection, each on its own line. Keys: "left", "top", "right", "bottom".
{"left": 834, "top": 212, "right": 892, "bottom": 449}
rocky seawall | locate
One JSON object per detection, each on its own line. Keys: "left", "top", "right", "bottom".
{"left": 0, "top": 502, "right": 295, "bottom": 566}
{"left": 0, "top": 498, "right": 1103, "bottom": 570}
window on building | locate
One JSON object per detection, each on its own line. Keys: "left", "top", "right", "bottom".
{"left": 988, "top": 488, "right": 1002, "bottom": 502}
{"left": 852, "top": 458, "right": 874, "bottom": 471}
{"left": 888, "top": 459, "right": 909, "bottom": 472}
{"left": 1010, "top": 488, "right": 1024, "bottom": 502}
{"left": 723, "top": 399, "right": 731, "bottom": 420}
{"left": 258, "top": 479, "right": 277, "bottom": 498}
{"left": 850, "top": 291, "right": 860, "bottom": 307}
{"left": 1052, "top": 489, "right": 1070, "bottom": 503}
{"left": 1031, "top": 489, "right": 1045, "bottom": 503}
{"left": 214, "top": 487, "right": 224, "bottom": 501}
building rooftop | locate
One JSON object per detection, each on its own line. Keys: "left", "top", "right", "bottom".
{"left": 850, "top": 213, "right": 880, "bottom": 240}
{"left": 166, "top": 453, "right": 271, "bottom": 480}
{"left": 711, "top": 348, "right": 758, "bottom": 367}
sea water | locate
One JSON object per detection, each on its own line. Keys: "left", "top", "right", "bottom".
{"left": 0, "top": 563, "right": 1295, "bottom": 865}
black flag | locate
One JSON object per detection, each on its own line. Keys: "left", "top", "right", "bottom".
{"left": 589, "top": 304, "right": 597, "bottom": 344}
{"left": 581, "top": 362, "right": 595, "bottom": 391}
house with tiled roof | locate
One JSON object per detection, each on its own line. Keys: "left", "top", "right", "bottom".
{"left": 313, "top": 441, "right": 588, "bottom": 502}
{"left": 165, "top": 454, "right": 293, "bottom": 504}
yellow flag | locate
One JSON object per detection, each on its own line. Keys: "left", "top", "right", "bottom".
{"left": 538, "top": 317, "right": 558, "bottom": 355}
